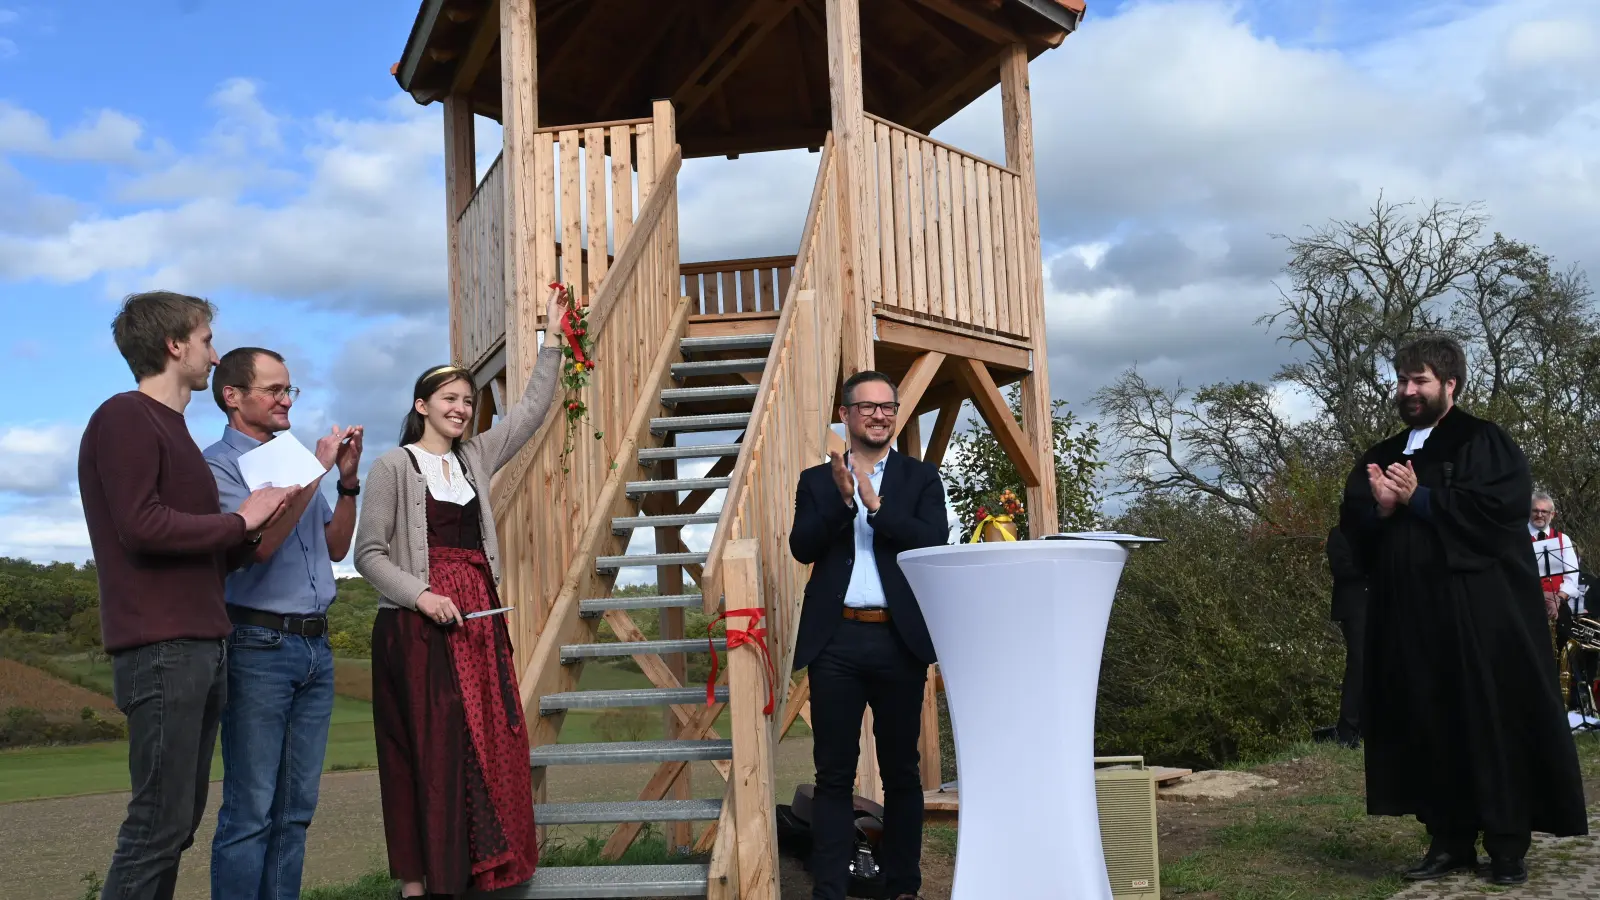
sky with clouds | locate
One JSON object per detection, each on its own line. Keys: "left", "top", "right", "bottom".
{"left": 0, "top": 0, "right": 1597, "bottom": 571}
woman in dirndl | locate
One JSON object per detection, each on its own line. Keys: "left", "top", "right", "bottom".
{"left": 354, "top": 286, "right": 567, "bottom": 898}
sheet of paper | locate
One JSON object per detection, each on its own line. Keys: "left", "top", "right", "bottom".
{"left": 237, "top": 432, "right": 329, "bottom": 491}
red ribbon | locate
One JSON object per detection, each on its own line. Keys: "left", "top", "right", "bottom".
{"left": 707, "top": 607, "right": 777, "bottom": 715}
{"left": 548, "top": 282, "right": 590, "bottom": 366}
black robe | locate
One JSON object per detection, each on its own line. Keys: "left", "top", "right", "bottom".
{"left": 1339, "top": 406, "right": 1587, "bottom": 837}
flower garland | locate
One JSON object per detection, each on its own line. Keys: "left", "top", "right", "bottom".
{"left": 551, "top": 282, "right": 602, "bottom": 472}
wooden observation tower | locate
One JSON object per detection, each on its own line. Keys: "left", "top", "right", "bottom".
{"left": 393, "top": 0, "right": 1083, "bottom": 895}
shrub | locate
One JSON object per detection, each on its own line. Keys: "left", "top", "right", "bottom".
{"left": 0, "top": 705, "right": 126, "bottom": 748}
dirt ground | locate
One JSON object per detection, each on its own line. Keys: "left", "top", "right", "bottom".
{"left": 0, "top": 658, "right": 119, "bottom": 716}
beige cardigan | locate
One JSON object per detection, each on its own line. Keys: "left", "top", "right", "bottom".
{"left": 354, "top": 347, "right": 562, "bottom": 609}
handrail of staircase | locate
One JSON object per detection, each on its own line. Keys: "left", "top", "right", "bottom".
{"left": 700, "top": 135, "right": 843, "bottom": 700}
{"left": 487, "top": 147, "right": 684, "bottom": 513}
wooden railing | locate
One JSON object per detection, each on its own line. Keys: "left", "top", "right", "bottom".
{"left": 457, "top": 155, "right": 505, "bottom": 368}
{"left": 681, "top": 256, "right": 797, "bottom": 317}
{"left": 700, "top": 137, "right": 844, "bottom": 698}
{"left": 861, "top": 112, "right": 1032, "bottom": 341}
{"left": 488, "top": 148, "right": 684, "bottom": 685}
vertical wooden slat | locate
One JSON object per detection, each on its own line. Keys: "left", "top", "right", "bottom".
{"left": 706, "top": 268, "right": 721, "bottom": 314}
{"left": 961, "top": 156, "right": 981, "bottom": 327}
{"left": 585, "top": 127, "right": 609, "bottom": 300}
{"left": 1010, "top": 174, "right": 1030, "bottom": 339}
{"left": 861, "top": 121, "right": 882, "bottom": 310}
{"left": 559, "top": 131, "right": 583, "bottom": 294}
{"left": 993, "top": 167, "right": 1013, "bottom": 335}
{"left": 721, "top": 271, "right": 737, "bottom": 314}
{"left": 975, "top": 161, "right": 997, "bottom": 331}
{"left": 777, "top": 265, "right": 792, "bottom": 301}
{"left": 534, "top": 136, "right": 558, "bottom": 304}
{"left": 917, "top": 141, "right": 937, "bottom": 318}
{"left": 610, "top": 125, "right": 634, "bottom": 253}
{"left": 935, "top": 147, "right": 957, "bottom": 321}
{"left": 637, "top": 123, "right": 657, "bottom": 207}
{"left": 889, "top": 127, "right": 913, "bottom": 312}
{"left": 875, "top": 120, "right": 898, "bottom": 309}
{"left": 947, "top": 150, "right": 969, "bottom": 324}
{"left": 739, "top": 267, "right": 757, "bottom": 313}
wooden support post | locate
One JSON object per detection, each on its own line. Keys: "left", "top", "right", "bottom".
{"left": 897, "top": 413, "right": 923, "bottom": 460}
{"left": 954, "top": 357, "right": 1043, "bottom": 487}
{"left": 655, "top": 444, "right": 691, "bottom": 852}
{"left": 651, "top": 99, "right": 677, "bottom": 196}
{"left": 444, "top": 93, "right": 476, "bottom": 366}
{"left": 724, "top": 540, "right": 780, "bottom": 899}
{"left": 920, "top": 664, "right": 942, "bottom": 790}
{"left": 892, "top": 350, "right": 945, "bottom": 442}
{"left": 856, "top": 708, "right": 884, "bottom": 804}
{"left": 924, "top": 401, "right": 962, "bottom": 468}
{"left": 826, "top": 0, "right": 874, "bottom": 379}
{"left": 1000, "top": 43, "right": 1059, "bottom": 533}
{"left": 500, "top": 0, "right": 540, "bottom": 398}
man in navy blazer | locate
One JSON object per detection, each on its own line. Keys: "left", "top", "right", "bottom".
{"left": 789, "top": 370, "right": 950, "bottom": 900}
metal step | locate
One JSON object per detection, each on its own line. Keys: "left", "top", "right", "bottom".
{"left": 560, "top": 637, "right": 726, "bottom": 662}
{"left": 679, "top": 333, "right": 775, "bottom": 357}
{"left": 530, "top": 740, "right": 734, "bottom": 767}
{"left": 625, "top": 476, "right": 729, "bottom": 497}
{"left": 533, "top": 798, "right": 723, "bottom": 825}
{"left": 650, "top": 412, "right": 751, "bottom": 434}
{"left": 611, "top": 512, "right": 721, "bottom": 534}
{"left": 637, "top": 442, "right": 743, "bottom": 463}
{"left": 595, "top": 551, "right": 708, "bottom": 573}
{"left": 489, "top": 863, "right": 710, "bottom": 899}
{"left": 658, "top": 384, "right": 760, "bottom": 407}
{"left": 672, "top": 357, "right": 767, "bottom": 379}
{"left": 578, "top": 593, "right": 702, "bottom": 618}
{"left": 541, "top": 686, "right": 730, "bottom": 713}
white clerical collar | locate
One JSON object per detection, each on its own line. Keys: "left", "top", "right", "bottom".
{"left": 1403, "top": 426, "right": 1434, "bottom": 456}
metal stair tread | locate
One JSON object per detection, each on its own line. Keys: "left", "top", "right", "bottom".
{"left": 484, "top": 863, "right": 709, "bottom": 898}
{"left": 678, "top": 333, "right": 775, "bottom": 356}
{"left": 530, "top": 740, "right": 734, "bottom": 767}
{"left": 637, "top": 442, "right": 743, "bottom": 462}
{"left": 658, "top": 384, "right": 760, "bottom": 405}
{"left": 532, "top": 798, "right": 723, "bottom": 825}
{"left": 560, "top": 637, "right": 725, "bottom": 659}
{"left": 611, "top": 512, "right": 721, "bottom": 533}
{"left": 671, "top": 357, "right": 767, "bottom": 378}
{"left": 595, "top": 551, "right": 709, "bottom": 571}
{"left": 624, "top": 476, "right": 730, "bottom": 493}
{"left": 578, "top": 594, "right": 702, "bottom": 615}
{"left": 541, "top": 686, "right": 730, "bottom": 712}
{"left": 650, "top": 412, "right": 752, "bottom": 433}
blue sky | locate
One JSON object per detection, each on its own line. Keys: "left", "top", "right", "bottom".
{"left": 2, "top": 0, "right": 1597, "bottom": 565}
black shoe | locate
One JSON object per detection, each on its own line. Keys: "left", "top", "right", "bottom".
{"left": 1403, "top": 851, "right": 1479, "bottom": 880}
{"left": 1487, "top": 857, "right": 1528, "bottom": 885}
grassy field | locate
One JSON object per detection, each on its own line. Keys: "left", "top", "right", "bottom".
{"left": 0, "top": 695, "right": 378, "bottom": 803}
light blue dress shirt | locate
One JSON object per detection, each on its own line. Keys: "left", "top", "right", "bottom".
{"left": 843, "top": 452, "right": 889, "bottom": 609}
{"left": 204, "top": 427, "right": 338, "bottom": 616}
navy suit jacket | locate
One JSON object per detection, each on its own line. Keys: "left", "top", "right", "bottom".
{"left": 788, "top": 449, "right": 949, "bottom": 671}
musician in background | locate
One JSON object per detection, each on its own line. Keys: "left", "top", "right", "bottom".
{"left": 1529, "top": 491, "right": 1581, "bottom": 621}
{"left": 1315, "top": 525, "right": 1368, "bottom": 749}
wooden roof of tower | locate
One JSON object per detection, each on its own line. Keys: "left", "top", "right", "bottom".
{"left": 394, "top": 0, "right": 1083, "bottom": 158}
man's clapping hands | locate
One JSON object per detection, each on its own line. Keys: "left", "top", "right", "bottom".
{"left": 1367, "top": 460, "right": 1419, "bottom": 518}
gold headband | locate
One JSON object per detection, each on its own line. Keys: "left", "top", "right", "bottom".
{"left": 424, "top": 364, "right": 470, "bottom": 379}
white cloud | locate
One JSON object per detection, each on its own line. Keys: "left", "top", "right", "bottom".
{"left": 0, "top": 103, "right": 147, "bottom": 163}
{"left": 0, "top": 424, "right": 79, "bottom": 496}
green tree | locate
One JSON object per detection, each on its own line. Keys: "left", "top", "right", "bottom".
{"left": 940, "top": 387, "right": 1105, "bottom": 539}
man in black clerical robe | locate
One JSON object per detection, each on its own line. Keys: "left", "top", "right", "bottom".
{"left": 1340, "top": 335, "right": 1586, "bottom": 886}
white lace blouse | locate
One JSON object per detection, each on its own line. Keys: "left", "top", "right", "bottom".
{"left": 403, "top": 445, "right": 477, "bottom": 505}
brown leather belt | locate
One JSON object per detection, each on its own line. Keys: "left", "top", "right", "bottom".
{"left": 842, "top": 607, "right": 891, "bottom": 623}
{"left": 227, "top": 604, "right": 328, "bottom": 638}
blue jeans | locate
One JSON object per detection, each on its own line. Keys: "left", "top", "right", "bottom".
{"left": 210, "top": 625, "right": 334, "bottom": 900}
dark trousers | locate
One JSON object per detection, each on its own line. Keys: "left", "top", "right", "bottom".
{"left": 1428, "top": 823, "right": 1531, "bottom": 861}
{"left": 808, "top": 619, "right": 928, "bottom": 900}
{"left": 103, "top": 639, "right": 228, "bottom": 900}
{"left": 1336, "top": 605, "right": 1366, "bottom": 740}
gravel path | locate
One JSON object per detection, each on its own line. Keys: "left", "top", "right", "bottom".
{"left": 1389, "top": 811, "right": 1600, "bottom": 900}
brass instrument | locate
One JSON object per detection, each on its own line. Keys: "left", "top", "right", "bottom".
{"left": 1559, "top": 615, "right": 1600, "bottom": 724}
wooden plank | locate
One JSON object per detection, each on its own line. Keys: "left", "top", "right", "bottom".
{"left": 935, "top": 147, "right": 958, "bottom": 321}
{"left": 962, "top": 156, "right": 981, "bottom": 328}
{"left": 449, "top": 0, "right": 501, "bottom": 94}
{"left": 876, "top": 120, "right": 899, "bottom": 309}
{"left": 739, "top": 266, "right": 757, "bottom": 314}
{"left": 892, "top": 350, "right": 946, "bottom": 440}
{"left": 897, "top": 411, "right": 923, "bottom": 459}
{"left": 920, "top": 665, "right": 941, "bottom": 791}
{"left": 863, "top": 123, "right": 883, "bottom": 311}
{"left": 724, "top": 540, "right": 780, "bottom": 900}
{"left": 637, "top": 122, "right": 657, "bottom": 207}
{"left": 902, "top": 132, "right": 927, "bottom": 315}
{"left": 954, "top": 357, "right": 1043, "bottom": 488}
{"left": 827, "top": 0, "right": 872, "bottom": 378}
{"left": 534, "top": 134, "right": 558, "bottom": 303}
{"left": 1011, "top": 175, "right": 1030, "bottom": 338}
{"left": 610, "top": 125, "right": 635, "bottom": 253}
{"left": 923, "top": 403, "right": 960, "bottom": 468}
{"left": 585, "top": 127, "right": 609, "bottom": 300}
{"left": 528, "top": 116, "right": 652, "bottom": 137}
{"left": 875, "top": 314, "right": 1030, "bottom": 371}
{"left": 975, "top": 161, "right": 998, "bottom": 331}
{"left": 857, "top": 708, "right": 883, "bottom": 804}
{"left": 999, "top": 170, "right": 1020, "bottom": 336}
{"left": 903, "top": 0, "right": 1027, "bottom": 46}
{"left": 444, "top": 94, "right": 476, "bottom": 366}
{"left": 559, "top": 131, "right": 583, "bottom": 293}
{"left": 864, "top": 112, "right": 1016, "bottom": 177}
{"left": 919, "top": 140, "right": 940, "bottom": 317}
{"left": 1001, "top": 43, "right": 1058, "bottom": 532}
{"left": 705, "top": 786, "right": 739, "bottom": 900}
{"left": 499, "top": 0, "right": 539, "bottom": 396}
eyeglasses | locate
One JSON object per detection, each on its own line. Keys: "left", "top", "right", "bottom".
{"left": 236, "top": 385, "right": 301, "bottom": 401}
{"left": 846, "top": 402, "right": 900, "bottom": 416}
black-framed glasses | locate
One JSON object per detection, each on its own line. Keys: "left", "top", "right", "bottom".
{"left": 846, "top": 401, "right": 900, "bottom": 416}
{"left": 236, "top": 385, "right": 301, "bottom": 401}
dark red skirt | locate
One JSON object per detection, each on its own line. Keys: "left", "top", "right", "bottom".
{"left": 371, "top": 547, "right": 537, "bottom": 894}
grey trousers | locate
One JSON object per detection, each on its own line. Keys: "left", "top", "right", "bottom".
{"left": 102, "top": 639, "right": 227, "bottom": 900}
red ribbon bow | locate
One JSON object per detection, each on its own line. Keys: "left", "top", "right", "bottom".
{"left": 548, "top": 282, "right": 590, "bottom": 367}
{"left": 707, "top": 607, "right": 777, "bottom": 715}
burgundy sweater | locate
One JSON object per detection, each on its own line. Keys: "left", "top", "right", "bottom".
{"left": 79, "top": 391, "right": 249, "bottom": 652}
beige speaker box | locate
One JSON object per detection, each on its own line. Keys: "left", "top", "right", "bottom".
{"left": 1094, "top": 756, "right": 1161, "bottom": 900}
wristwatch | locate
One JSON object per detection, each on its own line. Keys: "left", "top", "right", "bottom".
{"left": 337, "top": 480, "right": 361, "bottom": 498}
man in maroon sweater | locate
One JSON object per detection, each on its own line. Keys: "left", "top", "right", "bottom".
{"left": 79, "top": 290, "right": 295, "bottom": 900}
